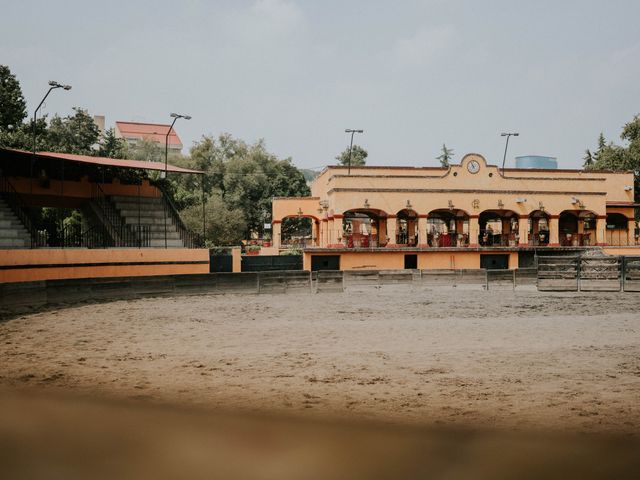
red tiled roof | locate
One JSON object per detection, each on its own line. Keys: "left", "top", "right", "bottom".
{"left": 115, "top": 121, "right": 183, "bottom": 147}
{"left": 0, "top": 148, "right": 203, "bottom": 174}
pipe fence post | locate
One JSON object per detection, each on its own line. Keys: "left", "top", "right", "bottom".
{"left": 577, "top": 256, "right": 581, "bottom": 292}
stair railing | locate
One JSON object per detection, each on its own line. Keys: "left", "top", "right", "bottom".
{"left": 91, "top": 184, "right": 150, "bottom": 247}
{"left": 152, "top": 181, "right": 197, "bottom": 248}
{"left": 0, "top": 177, "right": 46, "bottom": 248}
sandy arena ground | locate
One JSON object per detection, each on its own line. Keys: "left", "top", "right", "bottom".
{"left": 1, "top": 288, "right": 639, "bottom": 434}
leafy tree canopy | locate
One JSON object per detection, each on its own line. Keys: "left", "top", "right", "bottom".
{"left": 586, "top": 115, "right": 640, "bottom": 203}
{"left": 169, "top": 134, "right": 310, "bottom": 240}
{"left": 45, "top": 108, "right": 100, "bottom": 154}
{"left": 336, "top": 144, "right": 367, "bottom": 166}
{"left": 0, "top": 65, "right": 27, "bottom": 131}
{"left": 98, "top": 127, "right": 128, "bottom": 159}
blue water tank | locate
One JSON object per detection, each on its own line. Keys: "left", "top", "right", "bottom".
{"left": 515, "top": 155, "right": 557, "bottom": 169}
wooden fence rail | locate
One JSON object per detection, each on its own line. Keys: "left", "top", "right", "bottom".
{"left": 537, "top": 255, "right": 640, "bottom": 292}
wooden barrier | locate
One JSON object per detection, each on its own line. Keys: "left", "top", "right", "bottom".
{"left": 0, "top": 271, "right": 310, "bottom": 319}
{"left": 537, "top": 255, "right": 640, "bottom": 292}
{"left": 315, "top": 271, "right": 344, "bottom": 293}
{"left": 537, "top": 256, "right": 579, "bottom": 291}
{"left": 580, "top": 257, "right": 621, "bottom": 292}
{"left": 623, "top": 256, "right": 640, "bottom": 292}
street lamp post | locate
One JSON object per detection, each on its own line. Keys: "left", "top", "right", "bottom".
{"left": 31, "top": 81, "right": 71, "bottom": 191}
{"left": 344, "top": 129, "right": 364, "bottom": 175}
{"left": 164, "top": 112, "right": 191, "bottom": 248}
{"left": 501, "top": 132, "right": 519, "bottom": 172}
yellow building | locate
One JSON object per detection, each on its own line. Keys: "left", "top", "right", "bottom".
{"left": 272, "top": 154, "right": 638, "bottom": 270}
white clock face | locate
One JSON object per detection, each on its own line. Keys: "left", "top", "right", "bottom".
{"left": 467, "top": 160, "right": 480, "bottom": 173}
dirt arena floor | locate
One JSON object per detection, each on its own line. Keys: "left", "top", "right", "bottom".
{"left": 1, "top": 288, "right": 639, "bottom": 436}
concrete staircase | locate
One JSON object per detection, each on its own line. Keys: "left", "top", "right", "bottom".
{"left": 0, "top": 197, "right": 32, "bottom": 249}
{"left": 110, "top": 195, "right": 185, "bottom": 248}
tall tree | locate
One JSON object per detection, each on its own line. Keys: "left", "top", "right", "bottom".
{"left": 181, "top": 192, "right": 246, "bottom": 246}
{"left": 582, "top": 149, "right": 594, "bottom": 169}
{"left": 98, "top": 127, "right": 128, "bottom": 158}
{"left": 336, "top": 144, "right": 368, "bottom": 166}
{"left": 169, "top": 134, "right": 310, "bottom": 241}
{"left": 0, "top": 65, "right": 27, "bottom": 131}
{"left": 436, "top": 143, "right": 454, "bottom": 167}
{"left": 45, "top": 108, "right": 100, "bottom": 154}
{"left": 588, "top": 115, "right": 640, "bottom": 203}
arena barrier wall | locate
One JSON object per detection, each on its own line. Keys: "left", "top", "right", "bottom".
{"left": 318, "top": 268, "right": 538, "bottom": 293}
{"left": 0, "top": 249, "right": 210, "bottom": 283}
{"left": 0, "top": 271, "right": 312, "bottom": 318}
{"left": 537, "top": 255, "right": 640, "bottom": 292}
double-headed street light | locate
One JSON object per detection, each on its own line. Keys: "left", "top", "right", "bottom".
{"left": 33, "top": 81, "right": 72, "bottom": 154}
{"left": 501, "top": 132, "right": 519, "bottom": 172}
{"left": 345, "top": 128, "right": 364, "bottom": 175}
{"left": 164, "top": 112, "right": 191, "bottom": 248}
{"left": 165, "top": 112, "right": 191, "bottom": 176}
{"left": 31, "top": 80, "right": 72, "bottom": 192}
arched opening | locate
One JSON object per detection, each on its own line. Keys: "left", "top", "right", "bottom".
{"left": 343, "top": 209, "right": 387, "bottom": 248}
{"left": 281, "top": 216, "right": 316, "bottom": 248}
{"left": 479, "top": 210, "right": 519, "bottom": 246}
{"left": 395, "top": 209, "right": 418, "bottom": 246}
{"left": 528, "top": 210, "right": 550, "bottom": 246}
{"left": 559, "top": 210, "right": 596, "bottom": 246}
{"left": 427, "top": 209, "right": 470, "bottom": 247}
{"left": 606, "top": 213, "right": 629, "bottom": 246}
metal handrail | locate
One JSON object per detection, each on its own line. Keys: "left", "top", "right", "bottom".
{"left": 91, "top": 184, "right": 150, "bottom": 247}
{"left": 0, "top": 177, "right": 42, "bottom": 248}
{"left": 152, "top": 181, "right": 197, "bottom": 248}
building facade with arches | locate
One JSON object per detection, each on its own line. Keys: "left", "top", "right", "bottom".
{"left": 271, "top": 154, "right": 638, "bottom": 270}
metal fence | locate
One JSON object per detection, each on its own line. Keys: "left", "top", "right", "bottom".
{"left": 537, "top": 255, "right": 640, "bottom": 292}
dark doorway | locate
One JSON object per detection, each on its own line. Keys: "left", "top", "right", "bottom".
{"left": 480, "top": 254, "right": 509, "bottom": 270}
{"left": 210, "top": 254, "right": 233, "bottom": 273}
{"left": 311, "top": 255, "right": 340, "bottom": 271}
{"left": 404, "top": 254, "right": 418, "bottom": 269}
{"left": 242, "top": 255, "right": 303, "bottom": 272}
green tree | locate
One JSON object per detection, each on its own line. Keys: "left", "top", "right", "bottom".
{"left": 98, "top": 127, "right": 128, "bottom": 158}
{"left": 0, "top": 65, "right": 27, "bottom": 131}
{"left": 436, "top": 143, "right": 454, "bottom": 167}
{"left": 588, "top": 115, "right": 640, "bottom": 203}
{"left": 181, "top": 192, "right": 246, "bottom": 245}
{"left": 336, "top": 144, "right": 368, "bottom": 166}
{"left": 582, "top": 149, "right": 594, "bottom": 169}
{"left": 169, "top": 133, "right": 310, "bottom": 242}
{"left": 45, "top": 108, "right": 100, "bottom": 154}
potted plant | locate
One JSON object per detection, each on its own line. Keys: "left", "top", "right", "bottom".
{"left": 263, "top": 233, "right": 271, "bottom": 247}
{"left": 246, "top": 244, "right": 261, "bottom": 256}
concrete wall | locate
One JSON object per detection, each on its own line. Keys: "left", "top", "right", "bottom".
{"left": 0, "top": 249, "right": 209, "bottom": 283}
{"left": 304, "top": 250, "right": 520, "bottom": 271}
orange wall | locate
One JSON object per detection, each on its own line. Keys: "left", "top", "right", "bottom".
{"left": 9, "top": 176, "right": 160, "bottom": 201}
{"left": 304, "top": 250, "right": 519, "bottom": 270}
{"left": 0, "top": 249, "right": 209, "bottom": 283}
{"left": 602, "top": 247, "right": 640, "bottom": 256}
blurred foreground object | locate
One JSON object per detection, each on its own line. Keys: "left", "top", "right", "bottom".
{"left": 0, "top": 389, "right": 638, "bottom": 480}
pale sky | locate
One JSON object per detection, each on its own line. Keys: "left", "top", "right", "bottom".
{"left": 2, "top": 0, "right": 639, "bottom": 170}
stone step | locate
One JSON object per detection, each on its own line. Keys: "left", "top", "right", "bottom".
{"left": 123, "top": 216, "right": 174, "bottom": 226}
{"left": 111, "top": 196, "right": 164, "bottom": 205}
{"left": 0, "top": 219, "right": 28, "bottom": 230}
{"left": 118, "top": 209, "right": 167, "bottom": 218}
{"left": 148, "top": 238, "right": 184, "bottom": 248}
{"left": 0, "top": 237, "right": 29, "bottom": 248}
{"left": 0, "top": 229, "right": 29, "bottom": 239}
{"left": 148, "top": 232, "right": 181, "bottom": 240}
